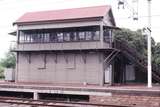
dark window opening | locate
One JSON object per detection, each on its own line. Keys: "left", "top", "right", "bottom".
{"left": 104, "top": 29, "right": 111, "bottom": 43}
{"left": 50, "top": 33, "right": 57, "bottom": 42}
{"left": 39, "top": 93, "right": 89, "bottom": 102}
{"left": 0, "top": 91, "right": 33, "bottom": 99}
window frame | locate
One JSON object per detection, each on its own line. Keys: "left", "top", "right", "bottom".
{"left": 18, "top": 26, "right": 101, "bottom": 44}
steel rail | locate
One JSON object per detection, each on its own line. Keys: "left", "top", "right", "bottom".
{"left": 0, "top": 96, "right": 131, "bottom": 107}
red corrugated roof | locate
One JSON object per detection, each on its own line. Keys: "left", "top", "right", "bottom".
{"left": 14, "top": 5, "right": 111, "bottom": 24}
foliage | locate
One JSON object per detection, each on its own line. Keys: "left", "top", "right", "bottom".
{"left": 153, "top": 43, "right": 160, "bottom": 66}
{"left": 0, "top": 51, "right": 16, "bottom": 79}
{"left": 0, "top": 65, "right": 4, "bottom": 78}
{"left": 113, "top": 28, "right": 160, "bottom": 68}
{"left": 0, "top": 52, "right": 16, "bottom": 69}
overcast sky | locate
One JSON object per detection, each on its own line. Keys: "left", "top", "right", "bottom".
{"left": 0, "top": 0, "right": 160, "bottom": 58}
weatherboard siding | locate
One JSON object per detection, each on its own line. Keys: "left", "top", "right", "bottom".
{"left": 17, "top": 52, "right": 103, "bottom": 85}
{"left": 16, "top": 42, "right": 110, "bottom": 51}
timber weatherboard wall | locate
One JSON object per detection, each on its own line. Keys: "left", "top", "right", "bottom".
{"left": 15, "top": 42, "right": 111, "bottom": 51}
{"left": 17, "top": 52, "right": 103, "bottom": 84}
{"left": 17, "top": 19, "right": 102, "bottom": 30}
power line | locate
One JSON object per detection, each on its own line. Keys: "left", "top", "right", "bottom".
{"left": 116, "top": 14, "right": 160, "bottom": 20}
{"left": 117, "top": 0, "right": 139, "bottom": 20}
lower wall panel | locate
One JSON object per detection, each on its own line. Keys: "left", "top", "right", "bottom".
{"left": 17, "top": 52, "right": 103, "bottom": 85}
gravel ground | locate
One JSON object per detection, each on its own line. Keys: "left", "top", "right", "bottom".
{"left": 0, "top": 103, "right": 47, "bottom": 107}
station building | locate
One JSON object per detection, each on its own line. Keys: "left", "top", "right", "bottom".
{"left": 11, "top": 5, "right": 153, "bottom": 86}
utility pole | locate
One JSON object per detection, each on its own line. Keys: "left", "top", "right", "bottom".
{"left": 147, "top": 0, "right": 152, "bottom": 88}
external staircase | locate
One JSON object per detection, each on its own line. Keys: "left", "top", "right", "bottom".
{"left": 113, "top": 39, "right": 160, "bottom": 83}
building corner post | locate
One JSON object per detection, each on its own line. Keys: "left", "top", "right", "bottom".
{"left": 100, "top": 22, "right": 104, "bottom": 86}
{"left": 100, "top": 21, "right": 104, "bottom": 48}
{"left": 15, "top": 30, "right": 19, "bottom": 83}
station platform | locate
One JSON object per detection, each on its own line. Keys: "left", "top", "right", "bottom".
{"left": 0, "top": 81, "right": 159, "bottom": 106}
{"left": 0, "top": 81, "right": 159, "bottom": 97}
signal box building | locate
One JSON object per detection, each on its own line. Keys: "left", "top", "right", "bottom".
{"left": 12, "top": 5, "right": 145, "bottom": 86}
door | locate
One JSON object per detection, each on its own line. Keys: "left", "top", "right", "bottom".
{"left": 105, "top": 65, "right": 112, "bottom": 84}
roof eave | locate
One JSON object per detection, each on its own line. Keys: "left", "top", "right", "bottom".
{"left": 13, "top": 17, "right": 103, "bottom": 26}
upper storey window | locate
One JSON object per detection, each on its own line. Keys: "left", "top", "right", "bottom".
{"left": 18, "top": 26, "right": 101, "bottom": 43}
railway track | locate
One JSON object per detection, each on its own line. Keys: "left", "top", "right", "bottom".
{"left": 0, "top": 96, "right": 131, "bottom": 107}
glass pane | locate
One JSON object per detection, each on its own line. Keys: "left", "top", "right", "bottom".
{"left": 25, "top": 34, "right": 30, "bottom": 43}
{"left": 57, "top": 32, "right": 63, "bottom": 42}
{"left": 104, "top": 29, "right": 110, "bottom": 42}
{"left": 64, "top": 32, "right": 70, "bottom": 42}
{"left": 78, "top": 32, "right": 85, "bottom": 41}
{"left": 44, "top": 33, "right": 50, "bottom": 42}
{"left": 19, "top": 31, "right": 25, "bottom": 43}
{"left": 31, "top": 33, "right": 38, "bottom": 43}
{"left": 50, "top": 33, "right": 57, "bottom": 42}
{"left": 93, "top": 31, "right": 100, "bottom": 40}
{"left": 71, "top": 32, "right": 77, "bottom": 41}
{"left": 86, "top": 31, "right": 92, "bottom": 40}
{"left": 37, "top": 33, "right": 42, "bottom": 42}
{"left": 30, "top": 34, "right": 33, "bottom": 42}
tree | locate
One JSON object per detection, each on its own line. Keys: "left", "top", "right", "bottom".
{"left": 113, "top": 28, "right": 156, "bottom": 57}
{"left": 113, "top": 28, "right": 160, "bottom": 71}
{"left": 0, "top": 65, "right": 4, "bottom": 78}
{"left": 153, "top": 43, "right": 160, "bottom": 66}
{"left": 0, "top": 52, "right": 16, "bottom": 69}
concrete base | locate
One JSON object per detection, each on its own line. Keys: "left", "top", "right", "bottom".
{"left": 33, "top": 92, "right": 39, "bottom": 100}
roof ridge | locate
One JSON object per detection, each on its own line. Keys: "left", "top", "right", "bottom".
{"left": 26, "top": 5, "right": 111, "bottom": 14}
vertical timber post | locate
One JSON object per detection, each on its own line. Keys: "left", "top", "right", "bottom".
{"left": 100, "top": 22, "right": 104, "bottom": 86}
{"left": 15, "top": 30, "right": 19, "bottom": 83}
{"left": 15, "top": 52, "right": 19, "bottom": 83}
{"left": 100, "top": 22, "right": 104, "bottom": 47}
{"left": 112, "top": 60, "right": 115, "bottom": 85}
